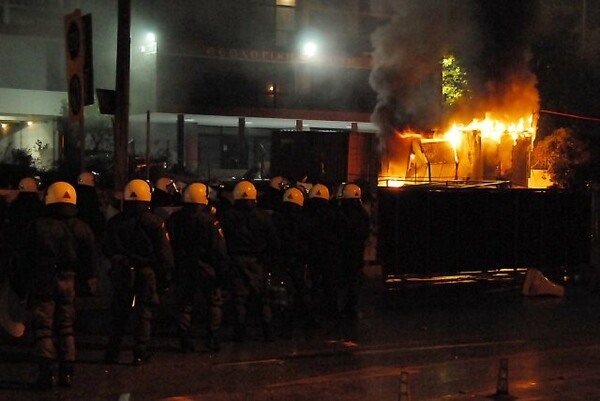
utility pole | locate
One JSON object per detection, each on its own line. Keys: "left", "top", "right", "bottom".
{"left": 114, "top": 0, "right": 131, "bottom": 191}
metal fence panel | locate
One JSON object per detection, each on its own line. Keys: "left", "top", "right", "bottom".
{"left": 377, "top": 187, "right": 591, "bottom": 277}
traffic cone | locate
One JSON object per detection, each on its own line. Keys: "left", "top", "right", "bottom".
{"left": 398, "top": 371, "right": 412, "bottom": 401}
{"left": 521, "top": 268, "right": 565, "bottom": 297}
{"left": 496, "top": 358, "right": 509, "bottom": 396}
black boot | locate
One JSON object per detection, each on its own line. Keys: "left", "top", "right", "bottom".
{"left": 35, "top": 359, "right": 57, "bottom": 391}
{"left": 58, "top": 361, "right": 74, "bottom": 387}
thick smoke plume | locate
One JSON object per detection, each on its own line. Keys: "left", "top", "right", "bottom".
{"left": 369, "top": 0, "right": 540, "bottom": 142}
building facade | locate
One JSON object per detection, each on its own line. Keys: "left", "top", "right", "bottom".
{"left": 129, "top": 0, "right": 387, "bottom": 182}
{"left": 0, "top": 0, "right": 388, "bottom": 186}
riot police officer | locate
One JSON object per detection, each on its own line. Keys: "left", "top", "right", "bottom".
{"left": 103, "top": 179, "right": 175, "bottom": 365}
{"left": 304, "top": 183, "right": 343, "bottom": 320}
{"left": 166, "top": 182, "right": 229, "bottom": 353}
{"left": 336, "top": 183, "right": 370, "bottom": 319}
{"left": 272, "top": 187, "right": 312, "bottom": 335}
{"left": 220, "top": 180, "right": 280, "bottom": 342}
{"left": 19, "top": 181, "right": 98, "bottom": 390}
{"left": 75, "top": 171, "right": 105, "bottom": 241}
{"left": 4, "top": 177, "right": 45, "bottom": 298}
{"left": 5, "top": 177, "right": 45, "bottom": 242}
{"left": 257, "top": 176, "right": 289, "bottom": 214}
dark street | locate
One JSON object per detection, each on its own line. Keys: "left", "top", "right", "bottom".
{"left": 2, "top": 275, "right": 600, "bottom": 400}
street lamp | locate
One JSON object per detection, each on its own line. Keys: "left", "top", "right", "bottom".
{"left": 140, "top": 32, "right": 157, "bottom": 55}
{"left": 302, "top": 41, "right": 318, "bottom": 58}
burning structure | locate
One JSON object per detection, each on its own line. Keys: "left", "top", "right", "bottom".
{"left": 370, "top": 0, "right": 543, "bottom": 189}
{"left": 368, "top": 1, "right": 591, "bottom": 287}
{"left": 379, "top": 112, "right": 537, "bottom": 188}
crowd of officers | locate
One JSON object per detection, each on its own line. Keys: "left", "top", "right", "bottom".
{"left": 0, "top": 173, "right": 371, "bottom": 391}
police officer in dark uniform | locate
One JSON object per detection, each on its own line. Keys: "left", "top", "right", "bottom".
{"left": 4, "top": 177, "right": 45, "bottom": 297}
{"left": 304, "top": 183, "right": 343, "bottom": 320}
{"left": 150, "top": 177, "right": 173, "bottom": 209}
{"left": 103, "top": 179, "right": 175, "bottom": 365}
{"left": 19, "top": 181, "right": 98, "bottom": 390}
{"left": 220, "top": 180, "right": 280, "bottom": 342}
{"left": 166, "top": 182, "right": 229, "bottom": 353}
{"left": 336, "top": 183, "right": 370, "bottom": 319}
{"left": 75, "top": 171, "right": 106, "bottom": 241}
{"left": 257, "top": 176, "right": 288, "bottom": 214}
{"left": 272, "top": 187, "right": 312, "bottom": 335}
{"left": 7, "top": 177, "right": 45, "bottom": 231}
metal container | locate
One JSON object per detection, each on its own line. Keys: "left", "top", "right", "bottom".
{"left": 377, "top": 185, "right": 591, "bottom": 288}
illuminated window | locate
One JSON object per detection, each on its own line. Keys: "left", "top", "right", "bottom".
{"left": 277, "top": 0, "right": 296, "bottom": 7}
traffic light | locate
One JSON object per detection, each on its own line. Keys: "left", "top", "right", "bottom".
{"left": 64, "top": 9, "right": 94, "bottom": 123}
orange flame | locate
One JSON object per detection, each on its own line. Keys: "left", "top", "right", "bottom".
{"left": 380, "top": 112, "right": 537, "bottom": 186}
{"left": 444, "top": 112, "right": 536, "bottom": 145}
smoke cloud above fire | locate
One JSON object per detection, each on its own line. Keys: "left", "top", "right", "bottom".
{"left": 369, "top": 0, "right": 540, "bottom": 140}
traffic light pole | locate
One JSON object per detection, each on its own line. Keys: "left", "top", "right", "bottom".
{"left": 114, "top": 0, "right": 131, "bottom": 192}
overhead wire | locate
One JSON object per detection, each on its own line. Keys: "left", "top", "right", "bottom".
{"left": 539, "top": 109, "right": 600, "bottom": 122}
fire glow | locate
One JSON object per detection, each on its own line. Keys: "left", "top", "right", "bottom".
{"left": 379, "top": 112, "right": 537, "bottom": 188}
{"left": 445, "top": 112, "right": 536, "bottom": 146}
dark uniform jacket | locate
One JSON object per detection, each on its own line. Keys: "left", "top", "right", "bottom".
{"left": 3, "top": 192, "right": 45, "bottom": 289}
{"left": 257, "top": 187, "right": 283, "bottom": 214}
{"left": 150, "top": 189, "right": 171, "bottom": 210}
{"left": 5, "top": 192, "right": 45, "bottom": 252}
{"left": 304, "top": 198, "right": 343, "bottom": 268}
{"left": 338, "top": 200, "right": 371, "bottom": 266}
{"left": 75, "top": 184, "right": 106, "bottom": 241}
{"left": 273, "top": 203, "right": 310, "bottom": 268}
{"left": 103, "top": 202, "right": 175, "bottom": 287}
{"left": 166, "top": 204, "right": 228, "bottom": 282}
{"left": 220, "top": 201, "right": 280, "bottom": 261}
{"left": 18, "top": 203, "right": 98, "bottom": 299}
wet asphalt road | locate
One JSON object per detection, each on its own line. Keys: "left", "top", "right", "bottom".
{"left": 2, "top": 276, "right": 600, "bottom": 400}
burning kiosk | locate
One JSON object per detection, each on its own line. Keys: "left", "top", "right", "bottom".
{"left": 376, "top": 119, "right": 591, "bottom": 291}
{"left": 378, "top": 113, "right": 536, "bottom": 189}
{"left": 367, "top": 1, "right": 592, "bottom": 292}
